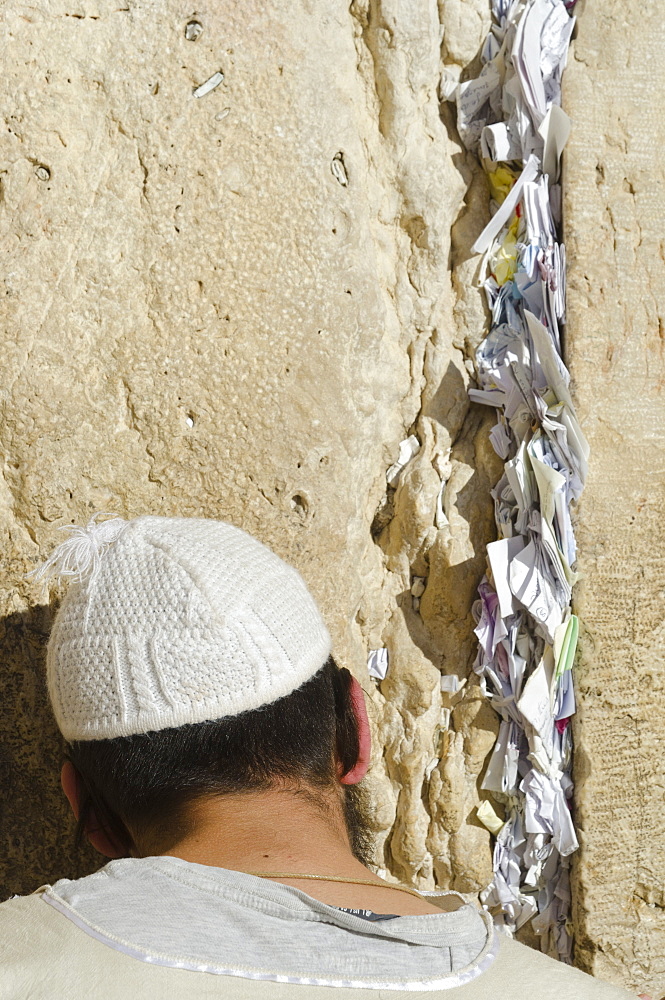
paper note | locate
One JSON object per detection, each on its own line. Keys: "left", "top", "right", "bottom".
{"left": 517, "top": 654, "right": 555, "bottom": 760}
{"left": 481, "top": 122, "right": 523, "bottom": 163}
{"left": 458, "top": 0, "right": 580, "bottom": 959}
{"left": 472, "top": 155, "right": 540, "bottom": 254}
{"left": 367, "top": 648, "right": 389, "bottom": 681}
{"left": 524, "top": 310, "right": 573, "bottom": 409}
{"left": 477, "top": 799, "right": 505, "bottom": 835}
{"left": 487, "top": 536, "right": 527, "bottom": 618}
{"left": 386, "top": 435, "right": 420, "bottom": 486}
{"left": 539, "top": 104, "right": 571, "bottom": 180}
{"left": 457, "top": 60, "right": 501, "bottom": 151}
{"left": 509, "top": 538, "right": 564, "bottom": 642}
{"left": 521, "top": 768, "right": 578, "bottom": 856}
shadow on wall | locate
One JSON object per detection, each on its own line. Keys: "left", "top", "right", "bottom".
{"left": 422, "top": 360, "right": 472, "bottom": 439}
{"left": 0, "top": 603, "right": 99, "bottom": 900}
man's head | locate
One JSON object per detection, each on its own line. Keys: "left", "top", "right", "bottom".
{"left": 34, "top": 514, "right": 372, "bottom": 862}
{"left": 61, "top": 655, "right": 372, "bottom": 863}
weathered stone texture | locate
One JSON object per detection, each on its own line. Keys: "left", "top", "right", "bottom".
{"left": 564, "top": 0, "right": 665, "bottom": 994}
{"left": 0, "top": 0, "right": 500, "bottom": 902}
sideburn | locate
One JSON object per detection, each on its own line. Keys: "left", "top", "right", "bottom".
{"left": 343, "top": 782, "right": 374, "bottom": 867}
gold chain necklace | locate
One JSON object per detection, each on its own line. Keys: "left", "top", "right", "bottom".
{"left": 245, "top": 871, "right": 424, "bottom": 901}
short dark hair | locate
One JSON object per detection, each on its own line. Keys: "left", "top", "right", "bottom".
{"left": 67, "top": 656, "right": 372, "bottom": 862}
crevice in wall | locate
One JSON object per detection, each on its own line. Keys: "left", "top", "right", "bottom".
{"left": 348, "top": 0, "right": 501, "bottom": 894}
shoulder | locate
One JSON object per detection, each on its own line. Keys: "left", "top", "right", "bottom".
{"left": 485, "top": 935, "right": 636, "bottom": 998}
{"left": 0, "top": 889, "right": 54, "bottom": 935}
{"left": 0, "top": 888, "right": 77, "bottom": 953}
{"left": 0, "top": 890, "right": 75, "bottom": 998}
{"left": 0, "top": 889, "right": 156, "bottom": 999}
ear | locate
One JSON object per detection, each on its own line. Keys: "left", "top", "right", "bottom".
{"left": 61, "top": 761, "right": 127, "bottom": 859}
{"left": 339, "top": 676, "right": 371, "bottom": 785}
{"left": 60, "top": 760, "right": 82, "bottom": 820}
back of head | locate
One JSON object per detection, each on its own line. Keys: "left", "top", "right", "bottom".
{"left": 34, "top": 514, "right": 367, "bottom": 858}
{"left": 68, "top": 655, "right": 366, "bottom": 858}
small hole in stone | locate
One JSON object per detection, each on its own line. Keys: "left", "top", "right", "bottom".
{"left": 184, "top": 19, "right": 203, "bottom": 41}
{"left": 330, "top": 151, "right": 348, "bottom": 187}
{"left": 290, "top": 494, "right": 308, "bottom": 516}
{"left": 186, "top": 414, "right": 195, "bottom": 428}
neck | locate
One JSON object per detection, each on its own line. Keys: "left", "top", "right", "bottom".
{"left": 150, "top": 784, "right": 447, "bottom": 916}
{"left": 156, "top": 785, "right": 371, "bottom": 879}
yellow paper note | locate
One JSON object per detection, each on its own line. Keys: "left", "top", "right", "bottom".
{"left": 477, "top": 799, "right": 505, "bottom": 835}
{"left": 487, "top": 165, "right": 519, "bottom": 204}
{"left": 490, "top": 213, "right": 520, "bottom": 285}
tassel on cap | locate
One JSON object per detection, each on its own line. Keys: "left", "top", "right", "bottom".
{"left": 29, "top": 513, "right": 127, "bottom": 589}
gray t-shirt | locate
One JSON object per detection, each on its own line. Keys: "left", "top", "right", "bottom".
{"left": 2, "top": 861, "right": 636, "bottom": 997}
{"left": 40, "top": 855, "right": 495, "bottom": 989}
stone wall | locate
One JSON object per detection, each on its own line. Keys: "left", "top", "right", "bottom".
{"left": 3, "top": 1, "right": 662, "bottom": 994}
{"left": 565, "top": 0, "right": 665, "bottom": 994}
{"left": 0, "top": 0, "right": 500, "bottom": 900}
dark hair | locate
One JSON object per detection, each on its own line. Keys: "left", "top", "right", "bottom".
{"left": 68, "top": 656, "right": 372, "bottom": 862}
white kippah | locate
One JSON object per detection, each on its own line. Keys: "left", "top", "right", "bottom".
{"left": 34, "top": 514, "right": 332, "bottom": 741}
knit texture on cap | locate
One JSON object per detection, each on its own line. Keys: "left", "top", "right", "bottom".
{"left": 43, "top": 516, "right": 331, "bottom": 741}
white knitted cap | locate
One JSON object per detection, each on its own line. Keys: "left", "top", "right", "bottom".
{"left": 36, "top": 515, "right": 331, "bottom": 741}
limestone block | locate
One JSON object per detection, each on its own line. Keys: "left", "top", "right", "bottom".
{"left": 440, "top": 0, "right": 492, "bottom": 68}
{"left": 0, "top": 0, "right": 499, "bottom": 908}
{"left": 564, "top": 0, "right": 665, "bottom": 994}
